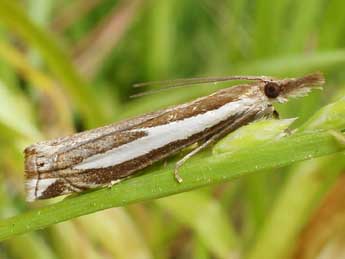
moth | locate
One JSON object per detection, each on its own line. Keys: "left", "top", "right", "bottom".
{"left": 24, "top": 72, "right": 325, "bottom": 201}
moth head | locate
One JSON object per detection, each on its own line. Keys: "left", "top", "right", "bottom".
{"left": 262, "top": 72, "right": 325, "bottom": 103}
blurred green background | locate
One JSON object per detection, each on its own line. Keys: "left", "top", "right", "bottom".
{"left": 0, "top": 0, "right": 345, "bottom": 258}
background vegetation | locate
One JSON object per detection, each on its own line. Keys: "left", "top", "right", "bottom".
{"left": 0, "top": 0, "right": 344, "bottom": 258}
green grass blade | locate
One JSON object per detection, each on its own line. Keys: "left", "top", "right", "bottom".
{"left": 4, "top": 234, "right": 57, "bottom": 259}
{"left": 76, "top": 209, "right": 152, "bottom": 259}
{"left": 0, "top": 1, "right": 108, "bottom": 127}
{"left": 0, "top": 80, "right": 40, "bottom": 140}
{"left": 253, "top": 0, "right": 290, "bottom": 57}
{"left": 48, "top": 221, "right": 102, "bottom": 259}
{"left": 246, "top": 154, "right": 345, "bottom": 259}
{"left": 233, "top": 50, "right": 345, "bottom": 75}
{"left": 300, "top": 96, "right": 345, "bottom": 131}
{"left": 0, "top": 41, "right": 74, "bottom": 134}
{"left": 246, "top": 95, "right": 345, "bottom": 259}
{"left": 0, "top": 129, "right": 343, "bottom": 240}
{"left": 283, "top": 0, "right": 322, "bottom": 53}
{"left": 319, "top": 0, "right": 345, "bottom": 49}
{"left": 157, "top": 191, "right": 239, "bottom": 258}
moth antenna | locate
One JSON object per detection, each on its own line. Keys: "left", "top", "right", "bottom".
{"left": 130, "top": 83, "right": 200, "bottom": 98}
{"left": 131, "top": 75, "right": 273, "bottom": 98}
{"left": 133, "top": 75, "right": 272, "bottom": 88}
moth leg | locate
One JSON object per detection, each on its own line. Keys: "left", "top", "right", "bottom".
{"left": 107, "top": 175, "right": 135, "bottom": 188}
{"left": 273, "top": 109, "right": 279, "bottom": 119}
{"left": 174, "top": 108, "right": 262, "bottom": 183}
{"left": 174, "top": 125, "right": 233, "bottom": 183}
{"left": 267, "top": 104, "right": 279, "bottom": 119}
{"left": 270, "top": 108, "right": 294, "bottom": 137}
{"left": 109, "top": 179, "right": 122, "bottom": 187}
{"left": 174, "top": 139, "right": 213, "bottom": 183}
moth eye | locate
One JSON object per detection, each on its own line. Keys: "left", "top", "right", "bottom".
{"left": 264, "top": 82, "right": 280, "bottom": 98}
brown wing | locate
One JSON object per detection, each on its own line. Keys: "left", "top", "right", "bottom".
{"left": 24, "top": 108, "right": 170, "bottom": 174}
{"left": 24, "top": 83, "right": 250, "bottom": 175}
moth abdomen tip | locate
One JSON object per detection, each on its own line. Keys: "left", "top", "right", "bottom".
{"left": 25, "top": 178, "right": 63, "bottom": 201}
{"left": 24, "top": 150, "right": 39, "bottom": 179}
{"left": 25, "top": 178, "right": 38, "bottom": 202}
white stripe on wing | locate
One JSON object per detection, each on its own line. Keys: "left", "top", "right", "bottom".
{"left": 73, "top": 98, "right": 256, "bottom": 170}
